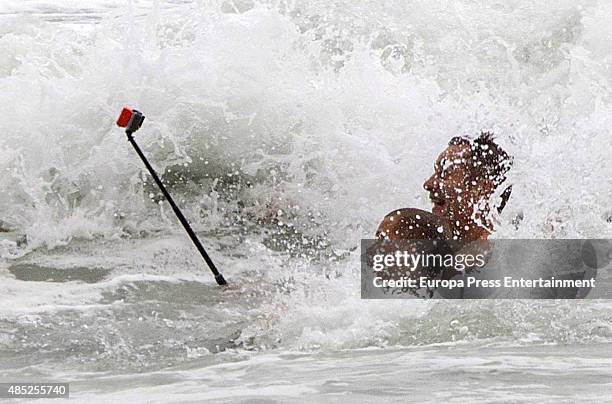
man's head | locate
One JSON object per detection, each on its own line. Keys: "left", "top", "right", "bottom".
{"left": 423, "top": 132, "right": 512, "bottom": 236}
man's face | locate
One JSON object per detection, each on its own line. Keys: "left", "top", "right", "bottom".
{"left": 423, "top": 144, "right": 490, "bottom": 222}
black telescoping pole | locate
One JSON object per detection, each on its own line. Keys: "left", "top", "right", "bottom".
{"left": 124, "top": 123, "right": 227, "bottom": 286}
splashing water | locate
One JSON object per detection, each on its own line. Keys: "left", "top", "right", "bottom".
{"left": 1, "top": 0, "right": 612, "bottom": 401}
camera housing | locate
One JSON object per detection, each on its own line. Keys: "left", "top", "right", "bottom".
{"left": 116, "top": 107, "right": 145, "bottom": 134}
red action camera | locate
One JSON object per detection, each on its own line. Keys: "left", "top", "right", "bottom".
{"left": 116, "top": 107, "right": 145, "bottom": 134}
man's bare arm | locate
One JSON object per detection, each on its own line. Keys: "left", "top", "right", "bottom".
{"left": 376, "top": 208, "right": 452, "bottom": 240}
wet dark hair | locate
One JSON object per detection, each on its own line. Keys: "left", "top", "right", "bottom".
{"left": 448, "top": 132, "right": 513, "bottom": 213}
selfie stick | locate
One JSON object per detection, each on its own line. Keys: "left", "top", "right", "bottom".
{"left": 116, "top": 107, "right": 227, "bottom": 286}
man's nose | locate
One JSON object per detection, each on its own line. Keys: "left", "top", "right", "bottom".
{"left": 423, "top": 175, "right": 436, "bottom": 192}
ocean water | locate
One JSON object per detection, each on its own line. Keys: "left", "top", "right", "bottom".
{"left": 1, "top": 0, "right": 611, "bottom": 402}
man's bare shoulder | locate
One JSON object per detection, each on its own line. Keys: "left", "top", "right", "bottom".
{"left": 376, "top": 208, "right": 452, "bottom": 240}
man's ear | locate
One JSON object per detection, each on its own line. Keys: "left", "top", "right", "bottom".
{"left": 478, "top": 178, "right": 495, "bottom": 199}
